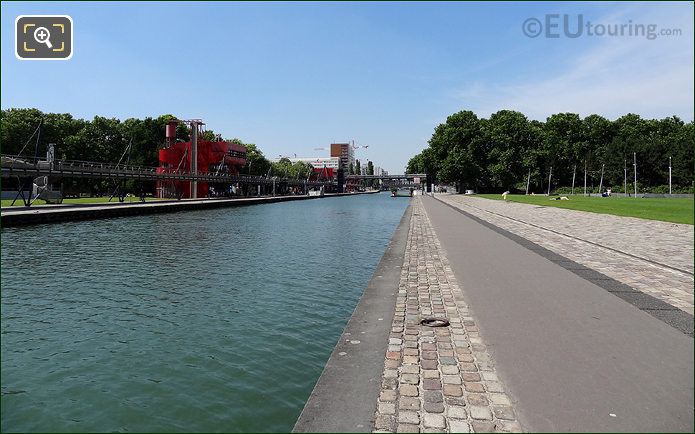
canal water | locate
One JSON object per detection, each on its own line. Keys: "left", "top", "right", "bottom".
{"left": 1, "top": 193, "right": 410, "bottom": 432}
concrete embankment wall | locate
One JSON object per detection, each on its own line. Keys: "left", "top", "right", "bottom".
{"left": 293, "top": 202, "right": 412, "bottom": 432}
{"left": 0, "top": 192, "right": 377, "bottom": 228}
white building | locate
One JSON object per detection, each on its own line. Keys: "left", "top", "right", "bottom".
{"left": 271, "top": 156, "right": 340, "bottom": 170}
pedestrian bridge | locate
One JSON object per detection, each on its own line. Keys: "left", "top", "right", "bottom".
{"left": 346, "top": 173, "right": 426, "bottom": 181}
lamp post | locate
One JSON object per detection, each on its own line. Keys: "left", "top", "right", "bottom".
{"left": 547, "top": 166, "right": 553, "bottom": 196}
{"left": 633, "top": 152, "right": 637, "bottom": 198}
{"left": 669, "top": 156, "right": 672, "bottom": 195}
{"left": 624, "top": 159, "right": 627, "bottom": 197}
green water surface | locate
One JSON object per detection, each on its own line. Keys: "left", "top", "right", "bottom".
{"left": 1, "top": 193, "right": 409, "bottom": 432}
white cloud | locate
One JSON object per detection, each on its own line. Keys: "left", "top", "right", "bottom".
{"left": 456, "top": 5, "right": 694, "bottom": 121}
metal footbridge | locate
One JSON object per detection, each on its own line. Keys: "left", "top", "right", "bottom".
{"left": 1, "top": 155, "right": 336, "bottom": 188}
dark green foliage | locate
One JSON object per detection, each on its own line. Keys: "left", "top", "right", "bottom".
{"left": 1, "top": 108, "right": 280, "bottom": 194}
{"left": 408, "top": 110, "right": 694, "bottom": 193}
{"left": 233, "top": 141, "right": 271, "bottom": 177}
{"left": 1, "top": 109, "right": 192, "bottom": 166}
{"left": 269, "top": 157, "right": 313, "bottom": 179}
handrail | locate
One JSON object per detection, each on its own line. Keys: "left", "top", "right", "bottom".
{"left": 1, "top": 154, "right": 336, "bottom": 186}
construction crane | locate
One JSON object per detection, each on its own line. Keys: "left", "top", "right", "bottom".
{"left": 314, "top": 143, "right": 369, "bottom": 151}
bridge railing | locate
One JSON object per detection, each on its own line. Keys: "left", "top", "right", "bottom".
{"left": 345, "top": 173, "right": 427, "bottom": 180}
{"left": 1, "top": 154, "right": 335, "bottom": 187}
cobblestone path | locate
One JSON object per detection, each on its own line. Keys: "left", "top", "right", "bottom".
{"left": 373, "top": 197, "right": 521, "bottom": 433}
{"left": 436, "top": 195, "right": 694, "bottom": 315}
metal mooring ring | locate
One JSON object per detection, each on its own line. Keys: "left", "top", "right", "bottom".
{"left": 419, "top": 317, "right": 450, "bottom": 327}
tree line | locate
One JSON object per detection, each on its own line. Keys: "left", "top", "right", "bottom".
{"left": 406, "top": 110, "right": 694, "bottom": 194}
{"left": 1, "top": 108, "right": 316, "bottom": 187}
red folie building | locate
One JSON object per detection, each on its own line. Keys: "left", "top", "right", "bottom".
{"left": 309, "top": 166, "right": 335, "bottom": 182}
{"left": 156, "top": 120, "right": 246, "bottom": 198}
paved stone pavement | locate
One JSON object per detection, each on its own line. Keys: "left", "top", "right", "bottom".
{"left": 373, "top": 197, "right": 521, "bottom": 433}
{"left": 436, "top": 194, "right": 694, "bottom": 315}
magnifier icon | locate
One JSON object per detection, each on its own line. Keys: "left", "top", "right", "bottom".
{"left": 33, "top": 26, "right": 53, "bottom": 49}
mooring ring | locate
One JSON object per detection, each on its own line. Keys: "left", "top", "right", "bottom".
{"left": 419, "top": 317, "right": 450, "bottom": 327}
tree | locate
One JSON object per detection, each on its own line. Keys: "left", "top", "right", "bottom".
{"left": 355, "top": 159, "right": 361, "bottom": 175}
{"left": 200, "top": 130, "right": 217, "bottom": 141}
{"left": 271, "top": 157, "right": 293, "bottom": 177}
{"left": 1, "top": 108, "right": 86, "bottom": 158}
{"left": 670, "top": 121, "right": 694, "bottom": 189}
{"left": 235, "top": 141, "right": 271, "bottom": 176}
{"left": 483, "top": 110, "right": 537, "bottom": 191}
{"left": 292, "top": 161, "right": 313, "bottom": 179}
{"left": 433, "top": 111, "right": 483, "bottom": 190}
{"left": 407, "top": 108, "right": 693, "bottom": 194}
{"left": 406, "top": 153, "right": 423, "bottom": 174}
{"left": 581, "top": 114, "right": 614, "bottom": 187}
{"left": 424, "top": 110, "right": 484, "bottom": 190}
{"left": 367, "top": 160, "right": 374, "bottom": 175}
{"left": 543, "top": 113, "right": 584, "bottom": 188}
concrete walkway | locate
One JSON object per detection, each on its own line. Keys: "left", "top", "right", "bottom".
{"left": 437, "top": 194, "right": 694, "bottom": 315}
{"left": 421, "top": 195, "right": 693, "bottom": 432}
{"left": 294, "top": 206, "right": 412, "bottom": 433}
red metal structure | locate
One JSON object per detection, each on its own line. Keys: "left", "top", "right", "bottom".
{"left": 309, "top": 166, "right": 335, "bottom": 182}
{"left": 156, "top": 120, "right": 246, "bottom": 198}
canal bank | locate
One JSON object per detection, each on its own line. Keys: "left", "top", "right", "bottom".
{"left": 294, "top": 202, "right": 412, "bottom": 432}
{"left": 295, "top": 197, "right": 522, "bottom": 433}
{"left": 0, "top": 192, "right": 376, "bottom": 227}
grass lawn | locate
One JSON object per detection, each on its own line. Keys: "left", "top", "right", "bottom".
{"left": 475, "top": 194, "right": 694, "bottom": 225}
{"left": 1, "top": 196, "right": 166, "bottom": 207}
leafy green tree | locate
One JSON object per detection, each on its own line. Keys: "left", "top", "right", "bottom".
{"left": 603, "top": 114, "right": 650, "bottom": 190}
{"left": 424, "top": 110, "right": 485, "bottom": 190}
{"left": 200, "top": 130, "right": 217, "bottom": 141}
{"left": 670, "top": 121, "right": 694, "bottom": 188}
{"left": 406, "top": 153, "right": 423, "bottom": 173}
{"left": 429, "top": 111, "right": 484, "bottom": 190}
{"left": 355, "top": 159, "right": 361, "bottom": 175}
{"left": 543, "top": 113, "right": 583, "bottom": 187}
{"left": 1, "top": 108, "right": 86, "bottom": 159}
{"left": 271, "top": 157, "right": 293, "bottom": 177}
{"left": 121, "top": 116, "right": 169, "bottom": 167}
{"left": 483, "top": 110, "right": 537, "bottom": 191}
{"left": 234, "top": 141, "right": 271, "bottom": 176}
{"left": 407, "top": 109, "right": 694, "bottom": 194}
{"left": 292, "top": 161, "right": 313, "bottom": 179}
{"left": 581, "top": 114, "right": 614, "bottom": 187}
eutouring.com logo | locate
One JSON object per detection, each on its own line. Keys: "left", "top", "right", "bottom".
{"left": 522, "top": 14, "right": 683, "bottom": 40}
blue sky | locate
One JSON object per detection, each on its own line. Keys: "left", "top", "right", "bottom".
{"left": 2, "top": 1, "right": 693, "bottom": 173}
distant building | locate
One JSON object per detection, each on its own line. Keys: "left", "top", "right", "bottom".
{"left": 374, "top": 166, "right": 385, "bottom": 176}
{"left": 270, "top": 156, "right": 340, "bottom": 170}
{"left": 330, "top": 143, "right": 354, "bottom": 170}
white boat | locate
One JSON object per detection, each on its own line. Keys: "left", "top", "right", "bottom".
{"left": 391, "top": 188, "right": 413, "bottom": 197}
{"left": 308, "top": 187, "right": 324, "bottom": 197}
